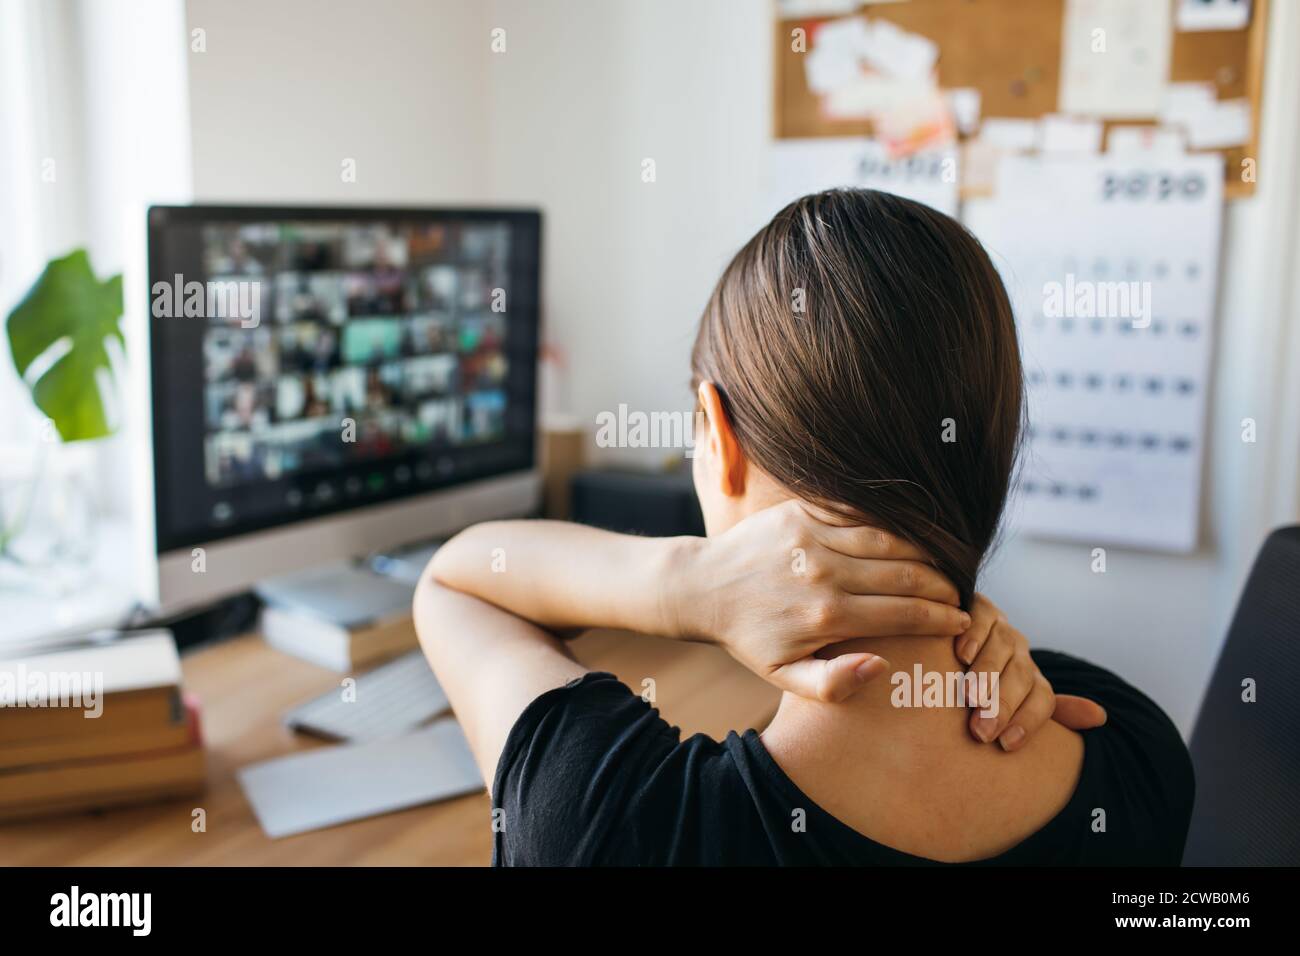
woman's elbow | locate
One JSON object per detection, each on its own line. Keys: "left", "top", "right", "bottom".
{"left": 426, "top": 525, "right": 486, "bottom": 591}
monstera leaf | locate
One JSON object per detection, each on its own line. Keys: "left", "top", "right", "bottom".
{"left": 6, "top": 249, "right": 124, "bottom": 442}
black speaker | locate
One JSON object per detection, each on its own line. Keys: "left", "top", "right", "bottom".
{"left": 570, "top": 468, "right": 705, "bottom": 537}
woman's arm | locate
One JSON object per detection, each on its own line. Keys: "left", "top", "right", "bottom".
{"left": 413, "top": 580, "right": 586, "bottom": 789}
{"left": 429, "top": 519, "right": 692, "bottom": 638}
{"left": 417, "top": 501, "right": 972, "bottom": 785}
{"left": 416, "top": 500, "right": 1107, "bottom": 781}
{"left": 429, "top": 500, "right": 973, "bottom": 701}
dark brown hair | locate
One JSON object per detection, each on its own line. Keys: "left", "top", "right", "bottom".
{"left": 691, "top": 189, "right": 1024, "bottom": 608}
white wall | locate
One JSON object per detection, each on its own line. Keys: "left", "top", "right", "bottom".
{"left": 181, "top": 0, "right": 1300, "bottom": 736}
{"left": 186, "top": 0, "right": 490, "bottom": 203}
{"left": 483, "top": 0, "right": 770, "bottom": 437}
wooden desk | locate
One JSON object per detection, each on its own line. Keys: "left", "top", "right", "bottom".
{"left": 0, "top": 630, "right": 779, "bottom": 865}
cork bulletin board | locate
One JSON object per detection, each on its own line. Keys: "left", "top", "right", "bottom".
{"left": 774, "top": 0, "right": 1269, "bottom": 198}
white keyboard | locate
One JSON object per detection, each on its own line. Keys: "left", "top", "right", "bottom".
{"left": 283, "top": 650, "right": 450, "bottom": 742}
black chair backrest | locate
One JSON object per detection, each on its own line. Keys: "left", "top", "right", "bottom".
{"left": 1184, "top": 526, "right": 1300, "bottom": 865}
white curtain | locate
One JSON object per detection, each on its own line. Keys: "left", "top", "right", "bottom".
{"left": 0, "top": 0, "right": 192, "bottom": 514}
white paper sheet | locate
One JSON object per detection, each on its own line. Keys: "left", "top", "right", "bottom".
{"left": 980, "top": 118, "right": 1043, "bottom": 153}
{"left": 822, "top": 73, "right": 913, "bottom": 118}
{"left": 804, "top": 17, "right": 872, "bottom": 94}
{"left": 1189, "top": 98, "right": 1251, "bottom": 149}
{"left": 1161, "top": 85, "right": 1251, "bottom": 149}
{"left": 1106, "top": 126, "right": 1188, "bottom": 157}
{"left": 238, "top": 716, "right": 483, "bottom": 838}
{"left": 1041, "top": 115, "right": 1105, "bottom": 155}
{"left": 1176, "top": 0, "right": 1251, "bottom": 31}
{"left": 1059, "top": 0, "right": 1173, "bottom": 118}
{"left": 767, "top": 138, "right": 959, "bottom": 219}
{"left": 860, "top": 18, "right": 937, "bottom": 81}
{"left": 778, "top": 0, "right": 860, "bottom": 17}
{"left": 963, "top": 154, "right": 1224, "bottom": 551}
{"left": 946, "top": 88, "right": 982, "bottom": 135}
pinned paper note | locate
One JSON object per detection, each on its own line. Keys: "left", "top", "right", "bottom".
{"left": 1160, "top": 83, "right": 1251, "bottom": 149}
{"left": 860, "top": 18, "right": 938, "bottom": 81}
{"left": 871, "top": 87, "right": 955, "bottom": 156}
{"left": 823, "top": 73, "right": 912, "bottom": 117}
{"left": 805, "top": 14, "right": 938, "bottom": 96}
{"left": 960, "top": 138, "right": 1001, "bottom": 195}
{"left": 1059, "top": 0, "right": 1172, "bottom": 118}
{"left": 1176, "top": 0, "right": 1251, "bottom": 31}
{"left": 805, "top": 15, "right": 952, "bottom": 156}
{"left": 1041, "top": 115, "right": 1104, "bottom": 155}
{"left": 1106, "top": 126, "right": 1188, "bottom": 157}
{"left": 1188, "top": 99, "right": 1251, "bottom": 149}
{"left": 805, "top": 16, "right": 872, "bottom": 94}
{"left": 980, "top": 118, "right": 1043, "bottom": 153}
{"left": 945, "top": 88, "right": 982, "bottom": 136}
{"left": 1159, "top": 82, "right": 1216, "bottom": 122}
{"left": 778, "top": 0, "right": 860, "bottom": 16}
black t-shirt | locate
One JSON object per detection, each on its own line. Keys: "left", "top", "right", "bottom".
{"left": 491, "top": 650, "right": 1194, "bottom": 866}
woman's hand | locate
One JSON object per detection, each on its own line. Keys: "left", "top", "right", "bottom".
{"left": 955, "top": 595, "right": 1107, "bottom": 750}
{"left": 670, "top": 499, "right": 971, "bottom": 702}
{"left": 670, "top": 503, "right": 1108, "bottom": 746}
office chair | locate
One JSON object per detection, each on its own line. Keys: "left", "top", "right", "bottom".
{"left": 1183, "top": 525, "right": 1300, "bottom": 866}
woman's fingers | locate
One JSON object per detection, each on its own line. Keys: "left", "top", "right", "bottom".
{"left": 980, "top": 690, "right": 1109, "bottom": 751}
{"left": 784, "top": 504, "right": 963, "bottom": 608}
{"left": 992, "top": 673, "right": 1058, "bottom": 752}
{"left": 801, "top": 511, "right": 931, "bottom": 562}
{"left": 770, "top": 653, "right": 890, "bottom": 703}
{"left": 964, "top": 618, "right": 1017, "bottom": 743}
{"left": 831, "top": 554, "right": 961, "bottom": 605}
{"left": 837, "top": 594, "right": 971, "bottom": 636}
{"left": 954, "top": 594, "right": 1003, "bottom": 665}
{"left": 1053, "top": 694, "right": 1108, "bottom": 730}
{"left": 969, "top": 650, "right": 1035, "bottom": 742}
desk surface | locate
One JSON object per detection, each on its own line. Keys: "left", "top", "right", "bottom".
{"left": 0, "top": 630, "right": 779, "bottom": 865}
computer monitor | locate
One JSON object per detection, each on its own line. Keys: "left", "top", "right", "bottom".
{"left": 140, "top": 205, "right": 542, "bottom": 610}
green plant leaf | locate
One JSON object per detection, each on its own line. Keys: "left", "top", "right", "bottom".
{"left": 6, "top": 249, "right": 124, "bottom": 442}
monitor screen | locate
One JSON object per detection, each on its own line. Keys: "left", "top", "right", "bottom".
{"left": 147, "top": 206, "right": 541, "bottom": 555}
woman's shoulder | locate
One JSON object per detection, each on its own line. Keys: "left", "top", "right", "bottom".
{"left": 492, "top": 671, "right": 766, "bottom": 865}
{"left": 1031, "top": 649, "right": 1196, "bottom": 862}
{"left": 1031, "top": 649, "right": 1189, "bottom": 752}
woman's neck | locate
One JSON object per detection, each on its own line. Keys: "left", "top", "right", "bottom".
{"left": 763, "top": 634, "right": 982, "bottom": 766}
{"left": 758, "top": 634, "right": 1086, "bottom": 863}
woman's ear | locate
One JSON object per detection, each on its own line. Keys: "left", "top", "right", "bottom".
{"left": 697, "top": 381, "right": 747, "bottom": 498}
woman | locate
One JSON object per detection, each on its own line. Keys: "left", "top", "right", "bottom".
{"left": 414, "top": 189, "right": 1194, "bottom": 865}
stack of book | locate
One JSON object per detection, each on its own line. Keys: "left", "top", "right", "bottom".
{"left": 257, "top": 562, "right": 418, "bottom": 671}
{"left": 0, "top": 630, "right": 205, "bottom": 822}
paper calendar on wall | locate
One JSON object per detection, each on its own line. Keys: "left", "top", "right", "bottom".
{"left": 964, "top": 154, "right": 1224, "bottom": 552}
